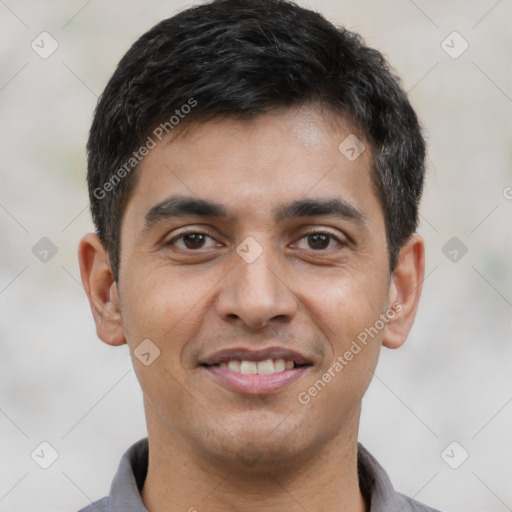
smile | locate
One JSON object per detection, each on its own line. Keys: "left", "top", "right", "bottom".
{"left": 214, "top": 358, "right": 295, "bottom": 375}
{"left": 199, "top": 347, "right": 313, "bottom": 394}
{"left": 204, "top": 365, "right": 311, "bottom": 394}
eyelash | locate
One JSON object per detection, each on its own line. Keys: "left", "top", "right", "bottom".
{"left": 165, "top": 229, "right": 346, "bottom": 252}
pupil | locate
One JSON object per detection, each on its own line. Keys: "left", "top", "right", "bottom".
{"left": 309, "top": 233, "right": 329, "bottom": 249}
{"left": 184, "top": 233, "right": 205, "bottom": 249}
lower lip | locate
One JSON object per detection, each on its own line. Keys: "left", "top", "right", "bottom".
{"left": 204, "top": 365, "right": 310, "bottom": 395}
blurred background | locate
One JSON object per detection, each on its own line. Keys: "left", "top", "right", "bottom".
{"left": 1, "top": 1, "right": 511, "bottom": 511}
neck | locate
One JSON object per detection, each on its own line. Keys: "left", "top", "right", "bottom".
{"left": 141, "top": 410, "right": 368, "bottom": 512}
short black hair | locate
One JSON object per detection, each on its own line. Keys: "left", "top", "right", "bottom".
{"left": 87, "top": 0, "right": 426, "bottom": 282}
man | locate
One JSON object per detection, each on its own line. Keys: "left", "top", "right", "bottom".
{"left": 77, "top": 0, "right": 441, "bottom": 510}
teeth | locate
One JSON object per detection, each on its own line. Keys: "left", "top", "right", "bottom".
{"left": 217, "top": 358, "right": 296, "bottom": 375}
{"left": 228, "top": 360, "right": 241, "bottom": 372}
{"left": 240, "top": 361, "right": 257, "bottom": 375}
{"left": 274, "top": 358, "right": 286, "bottom": 372}
{"left": 256, "top": 359, "right": 274, "bottom": 375}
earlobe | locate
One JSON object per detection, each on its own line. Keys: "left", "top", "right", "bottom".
{"left": 382, "top": 233, "right": 425, "bottom": 350}
{"left": 78, "top": 233, "right": 126, "bottom": 346}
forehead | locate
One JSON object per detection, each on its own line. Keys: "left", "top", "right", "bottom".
{"left": 122, "top": 106, "right": 381, "bottom": 231}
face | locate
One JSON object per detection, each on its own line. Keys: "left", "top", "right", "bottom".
{"left": 80, "top": 105, "right": 424, "bottom": 471}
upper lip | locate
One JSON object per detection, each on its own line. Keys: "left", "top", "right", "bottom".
{"left": 200, "top": 347, "right": 313, "bottom": 366}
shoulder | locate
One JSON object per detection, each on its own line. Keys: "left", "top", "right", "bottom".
{"left": 75, "top": 496, "right": 109, "bottom": 512}
{"left": 396, "top": 491, "right": 444, "bottom": 512}
{"left": 357, "top": 443, "right": 444, "bottom": 512}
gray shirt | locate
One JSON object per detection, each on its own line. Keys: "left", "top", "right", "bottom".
{"left": 77, "top": 438, "right": 442, "bottom": 512}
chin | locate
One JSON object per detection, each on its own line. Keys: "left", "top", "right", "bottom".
{"left": 198, "top": 414, "right": 318, "bottom": 472}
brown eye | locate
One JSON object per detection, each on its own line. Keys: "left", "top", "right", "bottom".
{"left": 307, "top": 233, "right": 330, "bottom": 250}
{"left": 181, "top": 233, "right": 208, "bottom": 249}
{"left": 296, "top": 231, "right": 344, "bottom": 251}
{"left": 166, "top": 231, "right": 218, "bottom": 251}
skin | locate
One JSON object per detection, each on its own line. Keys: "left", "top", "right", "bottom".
{"left": 79, "top": 105, "right": 425, "bottom": 512}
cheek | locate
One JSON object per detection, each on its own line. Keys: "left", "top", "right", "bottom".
{"left": 295, "top": 281, "right": 383, "bottom": 431}
{"left": 298, "top": 262, "right": 389, "bottom": 348}
{"left": 295, "top": 264, "right": 388, "bottom": 407}
{"left": 329, "top": 287, "right": 386, "bottom": 357}
{"left": 120, "top": 263, "right": 222, "bottom": 358}
{"left": 119, "top": 267, "right": 208, "bottom": 420}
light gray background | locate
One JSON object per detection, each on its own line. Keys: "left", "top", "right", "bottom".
{"left": 1, "top": 1, "right": 511, "bottom": 511}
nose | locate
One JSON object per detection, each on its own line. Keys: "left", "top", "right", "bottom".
{"left": 215, "top": 243, "right": 298, "bottom": 329}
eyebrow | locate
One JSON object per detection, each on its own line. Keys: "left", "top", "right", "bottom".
{"left": 143, "top": 195, "right": 366, "bottom": 232}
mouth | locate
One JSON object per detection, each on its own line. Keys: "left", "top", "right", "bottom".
{"left": 200, "top": 347, "right": 313, "bottom": 395}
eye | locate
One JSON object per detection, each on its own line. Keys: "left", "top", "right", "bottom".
{"left": 166, "top": 230, "right": 219, "bottom": 251}
{"left": 295, "top": 231, "right": 345, "bottom": 251}
{"left": 165, "top": 229, "right": 346, "bottom": 253}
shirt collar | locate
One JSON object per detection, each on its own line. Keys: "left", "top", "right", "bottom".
{"left": 109, "top": 438, "right": 149, "bottom": 512}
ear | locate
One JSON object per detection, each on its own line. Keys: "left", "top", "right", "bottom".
{"left": 382, "top": 233, "right": 425, "bottom": 350}
{"left": 78, "top": 233, "right": 126, "bottom": 346}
